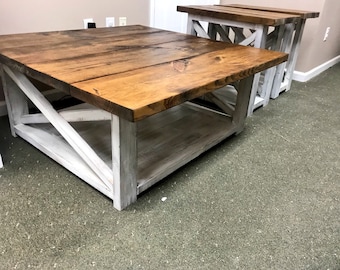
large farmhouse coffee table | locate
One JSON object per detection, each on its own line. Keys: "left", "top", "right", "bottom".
{"left": 0, "top": 26, "right": 287, "bottom": 210}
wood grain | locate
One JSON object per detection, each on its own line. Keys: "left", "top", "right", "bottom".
{"left": 0, "top": 26, "right": 288, "bottom": 122}
{"left": 223, "top": 4, "right": 320, "bottom": 19}
{"left": 177, "top": 5, "right": 299, "bottom": 26}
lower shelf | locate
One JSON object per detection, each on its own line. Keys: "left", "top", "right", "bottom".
{"left": 14, "top": 102, "right": 237, "bottom": 198}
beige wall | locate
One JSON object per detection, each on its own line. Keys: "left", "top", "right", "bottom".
{"left": 307, "top": 0, "right": 340, "bottom": 70}
{"left": 0, "top": 0, "right": 150, "bottom": 34}
{"left": 220, "top": 0, "right": 340, "bottom": 73}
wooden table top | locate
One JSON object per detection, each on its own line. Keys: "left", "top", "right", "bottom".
{"left": 0, "top": 25, "right": 287, "bottom": 121}
{"left": 223, "top": 4, "right": 320, "bottom": 19}
{"left": 177, "top": 5, "right": 300, "bottom": 26}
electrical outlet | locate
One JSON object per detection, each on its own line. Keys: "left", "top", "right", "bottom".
{"left": 119, "top": 17, "right": 127, "bottom": 26}
{"left": 106, "top": 17, "right": 115, "bottom": 27}
{"left": 83, "top": 18, "right": 94, "bottom": 29}
{"left": 323, "top": 27, "right": 330, "bottom": 41}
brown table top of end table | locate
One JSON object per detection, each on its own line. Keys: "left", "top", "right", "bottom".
{"left": 222, "top": 4, "right": 320, "bottom": 19}
{"left": 177, "top": 5, "right": 301, "bottom": 26}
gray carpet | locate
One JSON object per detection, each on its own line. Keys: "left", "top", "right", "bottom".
{"left": 0, "top": 64, "right": 339, "bottom": 269}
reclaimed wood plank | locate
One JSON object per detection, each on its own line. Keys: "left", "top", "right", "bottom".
{"left": 224, "top": 4, "right": 320, "bottom": 19}
{"left": 112, "top": 116, "right": 137, "bottom": 210}
{"left": 24, "top": 39, "right": 233, "bottom": 84}
{"left": 177, "top": 5, "right": 298, "bottom": 26}
{"left": 70, "top": 45, "right": 287, "bottom": 121}
{"left": 0, "top": 25, "right": 161, "bottom": 50}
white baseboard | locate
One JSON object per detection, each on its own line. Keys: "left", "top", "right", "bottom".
{"left": 293, "top": 55, "right": 340, "bottom": 82}
{"left": 0, "top": 101, "right": 7, "bottom": 117}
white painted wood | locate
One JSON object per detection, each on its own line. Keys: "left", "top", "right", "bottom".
{"left": 183, "top": 14, "right": 273, "bottom": 116}
{"left": 4, "top": 95, "right": 251, "bottom": 210}
{"left": 192, "top": 21, "right": 210, "bottom": 39}
{"left": 1, "top": 65, "right": 28, "bottom": 136}
{"left": 112, "top": 115, "right": 137, "bottom": 210}
{"left": 260, "top": 66, "right": 276, "bottom": 106}
{"left": 14, "top": 123, "right": 113, "bottom": 198}
{"left": 186, "top": 14, "right": 257, "bottom": 31}
{"left": 271, "top": 23, "right": 295, "bottom": 99}
{"left": 256, "top": 26, "right": 284, "bottom": 105}
{"left": 254, "top": 96, "right": 265, "bottom": 109}
{"left": 284, "top": 19, "right": 306, "bottom": 90}
{"left": 3, "top": 65, "right": 113, "bottom": 191}
{"left": 239, "top": 31, "right": 257, "bottom": 46}
{"left": 232, "top": 76, "right": 254, "bottom": 132}
{"left": 21, "top": 108, "right": 111, "bottom": 124}
{"left": 0, "top": 154, "right": 3, "bottom": 168}
{"left": 247, "top": 25, "right": 268, "bottom": 116}
{"left": 187, "top": 15, "right": 196, "bottom": 35}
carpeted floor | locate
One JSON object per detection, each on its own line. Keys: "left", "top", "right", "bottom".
{"left": 0, "top": 63, "right": 339, "bottom": 269}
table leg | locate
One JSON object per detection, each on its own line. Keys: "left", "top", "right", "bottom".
{"left": 284, "top": 19, "right": 306, "bottom": 92}
{"left": 2, "top": 65, "right": 114, "bottom": 199}
{"left": 1, "top": 64, "right": 29, "bottom": 137}
{"left": 247, "top": 25, "right": 268, "bottom": 116}
{"left": 186, "top": 15, "right": 196, "bottom": 35}
{"left": 271, "top": 23, "right": 295, "bottom": 99}
{"left": 111, "top": 115, "right": 137, "bottom": 211}
{"left": 232, "top": 75, "right": 254, "bottom": 134}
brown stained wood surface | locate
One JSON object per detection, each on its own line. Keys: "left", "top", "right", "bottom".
{"left": 223, "top": 4, "right": 320, "bottom": 19}
{"left": 177, "top": 5, "right": 299, "bottom": 26}
{"left": 0, "top": 25, "right": 288, "bottom": 121}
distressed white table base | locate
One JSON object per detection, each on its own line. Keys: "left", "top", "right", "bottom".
{"left": 1, "top": 64, "right": 254, "bottom": 210}
{"left": 271, "top": 19, "right": 306, "bottom": 98}
{"left": 186, "top": 14, "right": 295, "bottom": 115}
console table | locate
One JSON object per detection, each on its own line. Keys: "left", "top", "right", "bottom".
{"left": 177, "top": 5, "right": 319, "bottom": 114}
{"left": 0, "top": 26, "right": 287, "bottom": 210}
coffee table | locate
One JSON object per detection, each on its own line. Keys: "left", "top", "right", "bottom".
{"left": 0, "top": 25, "right": 287, "bottom": 210}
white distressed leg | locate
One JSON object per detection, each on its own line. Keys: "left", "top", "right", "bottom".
{"left": 3, "top": 65, "right": 113, "bottom": 192}
{"left": 284, "top": 19, "right": 306, "bottom": 91}
{"left": 112, "top": 115, "right": 137, "bottom": 211}
{"left": 186, "top": 14, "right": 196, "bottom": 36}
{"left": 247, "top": 25, "right": 268, "bottom": 116}
{"left": 233, "top": 75, "right": 254, "bottom": 133}
{"left": 1, "top": 65, "right": 28, "bottom": 136}
{"left": 271, "top": 23, "right": 295, "bottom": 99}
{"left": 261, "top": 25, "right": 285, "bottom": 102}
{"left": 0, "top": 154, "right": 3, "bottom": 168}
